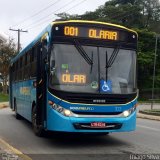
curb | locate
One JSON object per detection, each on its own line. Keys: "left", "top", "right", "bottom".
{"left": 137, "top": 113, "right": 160, "bottom": 121}
{"left": 139, "top": 110, "right": 160, "bottom": 116}
{"left": 0, "top": 102, "right": 9, "bottom": 109}
{"left": 0, "top": 138, "right": 32, "bottom": 160}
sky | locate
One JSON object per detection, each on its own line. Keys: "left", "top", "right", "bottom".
{"left": 0, "top": 0, "right": 107, "bottom": 49}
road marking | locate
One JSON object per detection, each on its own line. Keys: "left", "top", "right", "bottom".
{"left": 0, "top": 138, "right": 32, "bottom": 160}
{"left": 137, "top": 124, "right": 160, "bottom": 132}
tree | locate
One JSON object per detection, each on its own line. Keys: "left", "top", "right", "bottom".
{"left": 56, "top": 0, "right": 160, "bottom": 32}
{"left": 135, "top": 29, "right": 160, "bottom": 99}
{"left": 0, "top": 38, "right": 17, "bottom": 94}
{"left": 55, "top": 13, "right": 80, "bottom": 20}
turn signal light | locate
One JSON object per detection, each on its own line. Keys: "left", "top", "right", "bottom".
{"left": 48, "top": 101, "right": 54, "bottom": 105}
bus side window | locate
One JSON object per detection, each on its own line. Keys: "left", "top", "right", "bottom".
{"left": 31, "top": 47, "right": 35, "bottom": 77}
{"left": 24, "top": 54, "right": 26, "bottom": 79}
{"left": 17, "top": 59, "right": 21, "bottom": 81}
{"left": 13, "top": 63, "right": 15, "bottom": 82}
{"left": 31, "top": 45, "right": 37, "bottom": 78}
{"left": 15, "top": 61, "right": 19, "bottom": 81}
{"left": 27, "top": 51, "right": 31, "bottom": 64}
{"left": 23, "top": 55, "right": 25, "bottom": 80}
{"left": 19, "top": 57, "right": 23, "bottom": 80}
{"left": 23, "top": 52, "right": 30, "bottom": 80}
{"left": 27, "top": 50, "right": 31, "bottom": 79}
{"left": 31, "top": 48, "right": 34, "bottom": 62}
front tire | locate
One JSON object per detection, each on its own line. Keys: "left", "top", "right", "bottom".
{"left": 32, "top": 106, "right": 45, "bottom": 137}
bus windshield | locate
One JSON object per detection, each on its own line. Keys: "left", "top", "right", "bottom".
{"left": 49, "top": 43, "right": 136, "bottom": 94}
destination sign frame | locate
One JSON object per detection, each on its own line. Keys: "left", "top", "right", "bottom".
{"left": 52, "top": 23, "right": 137, "bottom": 43}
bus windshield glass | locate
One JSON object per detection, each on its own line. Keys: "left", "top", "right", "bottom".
{"left": 49, "top": 43, "right": 136, "bottom": 94}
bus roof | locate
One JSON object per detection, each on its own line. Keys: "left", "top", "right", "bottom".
{"left": 51, "top": 20, "right": 138, "bottom": 35}
{"left": 11, "top": 20, "right": 137, "bottom": 64}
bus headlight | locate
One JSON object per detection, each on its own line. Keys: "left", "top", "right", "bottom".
{"left": 122, "top": 104, "right": 137, "bottom": 117}
{"left": 123, "top": 110, "right": 130, "bottom": 117}
{"left": 49, "top": 101, "right": 73, "bottom": 117}
{"left": 64, "top": 110, "right": 72, "bottom": 116}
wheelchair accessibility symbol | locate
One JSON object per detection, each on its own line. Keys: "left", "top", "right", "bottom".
{"left": 100, "top": 80, "right": 112, "bottom": 93}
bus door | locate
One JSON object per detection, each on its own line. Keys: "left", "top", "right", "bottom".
{"left": 36, "top": 40, "right": 48, "bottom": 128}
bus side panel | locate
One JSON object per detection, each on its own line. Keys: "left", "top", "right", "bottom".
{"left": 12, "top": 79, "right": 36, "bottom": 122}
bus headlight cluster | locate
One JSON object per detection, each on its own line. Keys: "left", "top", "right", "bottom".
{"left": 48, "top": 101, "right": 73, "bottom": 117}
{"left": 122, "top": 104, "right": 137, "bottom": 117}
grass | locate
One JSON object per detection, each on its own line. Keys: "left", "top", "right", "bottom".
{"left": 0, "top": 93, "right": 9, "bottom": 102}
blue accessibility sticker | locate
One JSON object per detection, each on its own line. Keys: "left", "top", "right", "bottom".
{"left": 100, "top": 80, "right": 112, "bottom": 93}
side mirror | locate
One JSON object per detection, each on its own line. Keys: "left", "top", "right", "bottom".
{"left": 41, "top": 33, "right": 49, "bottom": 51}
{"left": 50, "top": 60, "right": 56, "bottom": 75}
{"left": 43, "top": 39, "right": 48, "bottom": 46}
{"left": 43, "top": 35, "right": 49, "bottom": 46}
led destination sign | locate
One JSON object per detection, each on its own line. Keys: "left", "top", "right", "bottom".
{"left": 64, "top": 26, "right": 118, "bottom": 40}
{"left": 53, "top": 23, "right": 137, "bottom": 43}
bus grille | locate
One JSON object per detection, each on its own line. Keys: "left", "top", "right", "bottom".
{"left": 65, "top": 94, "right": 134, "bottom": 104}
{"left": 71, "top": 111, "right": 122, "bottom": 115}
{"left": 49, "top": 89, "right": 137, "bottom": 105}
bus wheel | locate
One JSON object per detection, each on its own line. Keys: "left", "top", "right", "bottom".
{"left": 32, "top": 106, "right": 45, "bottom": 137}
{"left": 15, "top": 101, "right": 22, "bottom": 120}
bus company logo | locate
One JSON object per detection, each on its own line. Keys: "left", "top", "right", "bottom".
{"left": 93, "top": 99, "right": 106, "bottom": 103}
{"left": 115, "top": 107, "right": 122, "bottom": 112}
{"left": 70, "top": 107, "right": 94, "bottom": 111}
{"left": 20, "top": 87, "right": 30, "bottom": 95}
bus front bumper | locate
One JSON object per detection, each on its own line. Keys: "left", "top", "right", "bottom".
{"left": 47, "top": 109, "right": 137, "bottom": 133}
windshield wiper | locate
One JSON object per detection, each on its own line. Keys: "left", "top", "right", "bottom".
{"left": 74, "top": 39, "right": 93, "bottom": 66}
{"left": 90, "top": 51, "right": 93, "bottom": 73}
{"left": 106, "top": 46, "right": 120, "bottom": 68}
{"left": 105, "top": 46, "right": 120, "bottom": 81}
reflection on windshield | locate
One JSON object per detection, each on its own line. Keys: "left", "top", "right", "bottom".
{"left": 74, "top": 39, "right": 93, "bottom": 66}
{"left": 106, "top": 46, "right": 120, "bottom": 68}
{"left": 50, "top": 44, "right": 136, "bottom": 94}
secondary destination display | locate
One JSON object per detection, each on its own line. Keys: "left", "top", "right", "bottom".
{"left": 64, "top": 26, "right": 118, "bottom": 40}
{"left": 61, "top": 73, "right": 86, "bottom": 84}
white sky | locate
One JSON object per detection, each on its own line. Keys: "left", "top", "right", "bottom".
{"left": 0, "top": 0, "right": 107, "bottom": 49}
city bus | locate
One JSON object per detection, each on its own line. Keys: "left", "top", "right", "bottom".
{"left": 9, "top": 20, "right": 138, "bottom": 136}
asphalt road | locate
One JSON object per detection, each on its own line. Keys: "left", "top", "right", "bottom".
{"left": 0, "top": 107, "right": 160, "bottom": 160}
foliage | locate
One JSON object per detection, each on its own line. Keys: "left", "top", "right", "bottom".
{"left": 55, "top": 13, "right": 80, "bottom": 20}
{"left": 0, "top": 93, "right": 9, "bottom": 102}
{"left": 135, "top": 29, "right": 157, "bottom": 89}
{"left": 0, "top": 39, "right": 17, "bottom": 94}
{"left": 57, "top": 0, "right": 160, "bottom": 32}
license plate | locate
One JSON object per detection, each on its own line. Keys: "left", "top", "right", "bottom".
{"left": 91, "top": 122, "right": 106, "bottom": 128}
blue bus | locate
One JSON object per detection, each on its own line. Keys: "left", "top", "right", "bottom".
{"left": 9, "top": 20, "right": 138, "bottom": 136}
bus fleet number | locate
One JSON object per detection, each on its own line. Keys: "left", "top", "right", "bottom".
{"left": 64, "top": 26, "right": 78, "bottom": 36}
